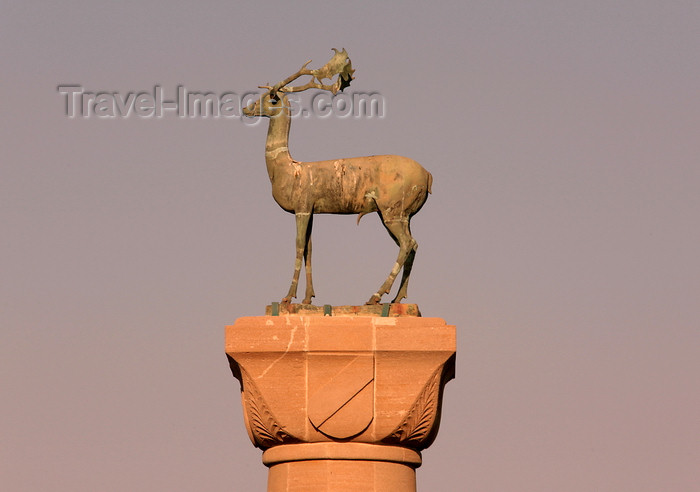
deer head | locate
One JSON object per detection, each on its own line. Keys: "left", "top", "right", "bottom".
{"left": 242, "top": 48, "right": 354, "bottom": 118}
{"left": 242, "top": 92, "right": 289, "bottom": 118}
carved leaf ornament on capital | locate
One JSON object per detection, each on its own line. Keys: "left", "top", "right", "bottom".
{"left": 382, "top": 365, "right": 450, "bottom": 450}
{"left": 239, "top": 366, "right": 299, "bottom": 449}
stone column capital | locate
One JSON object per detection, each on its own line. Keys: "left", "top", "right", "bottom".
{"left": 226, "top": 314, "right": 456, "bottom": 491}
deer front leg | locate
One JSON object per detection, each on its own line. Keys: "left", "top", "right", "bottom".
{"left": 302, "top": 215, "right": 315, "bottom": 304}
{"left": 282, "top": 212, "right": 312, "bottom": 304}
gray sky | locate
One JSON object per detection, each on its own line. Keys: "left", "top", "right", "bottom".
{"left": 2, "top": 1, "right": 698, "bottom": 491}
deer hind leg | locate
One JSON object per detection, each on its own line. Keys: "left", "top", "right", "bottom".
{"left": 392, "top": 229, "right": 416, "bottom": 304}
{"left": 283, "top": 212, "right": 313, "bottom": 304}
{"left": 367, "top": 218, "right": 417, "bottom": 305}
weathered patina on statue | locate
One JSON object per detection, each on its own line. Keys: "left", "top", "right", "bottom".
{"left": 243, "top": 49, "right": 432, "bottom": 305}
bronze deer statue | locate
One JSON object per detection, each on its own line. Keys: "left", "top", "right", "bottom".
{"left": 243, "top": 50, "right": 432, "bottom": 305}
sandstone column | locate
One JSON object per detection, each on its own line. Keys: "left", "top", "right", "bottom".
{"left": 226, "top": 310, "right": 456, "bottom": 492}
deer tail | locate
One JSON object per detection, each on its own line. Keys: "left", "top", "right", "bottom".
{"left": 357, "top": 211, "right": 369, "bottom": 225}
{"left": 427, "top": 171, "right": 433, "bottom": 194}
{"left": 358, "top": 191, "right": 379, "bottom": 225}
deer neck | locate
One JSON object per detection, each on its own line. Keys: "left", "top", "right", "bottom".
{"left": 264, "top": 107, "right": 292, "bottom": 181}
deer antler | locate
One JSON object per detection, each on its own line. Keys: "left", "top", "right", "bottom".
{"left": 310, "top": 48, "right": 354, "bottom": 85}
{"left": 266, "top": 49, "right": 355, "bottom": 96}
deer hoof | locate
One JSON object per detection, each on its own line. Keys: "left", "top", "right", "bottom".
{"left": 301, "top": 298, "right": 313, "bottom": 305}
{"left": 281, "top": 297, "right": 293, "bottom": 305}
{"left": 366, "top": 294, "right": 382, "bottom": 305}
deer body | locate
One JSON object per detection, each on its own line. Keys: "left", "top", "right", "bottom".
{"left": 269, "top": 155, "right": 430, "bottom": 219}
{"left": 244, "top": 52, "right": 431, "bottom": 305}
